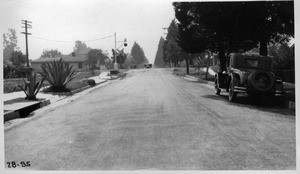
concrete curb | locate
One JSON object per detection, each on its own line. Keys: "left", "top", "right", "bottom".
{"left": 4, "top": 111, "right": 20, "bottom": 122}
{"left": 4, "top": 99, "right": 50, "bottom": 122}
{"left": 184, "top": 75, "right": 215, "bottom": 85}
{"left": 184, "top": 75, "right": 199, "bottom": 82}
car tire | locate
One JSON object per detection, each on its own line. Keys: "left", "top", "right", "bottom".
{"left": 248, "top": 70, "right": 275, "bottom": 92}
{"left": 228, "top": 78, "right": 237, "bottom": 102}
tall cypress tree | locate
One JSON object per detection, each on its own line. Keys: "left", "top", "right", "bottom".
{"left": 164, "top": 20, "right": 189, "bottom": 70}
{"left": 130, "top": 42, "right": 148, "bottom": 65}
{"left": 154, "top": 37, "right": 165, "bottom": 68}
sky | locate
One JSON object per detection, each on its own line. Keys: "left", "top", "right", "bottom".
{"left": 0, "top": 0, "right": 176, "bottom": 63}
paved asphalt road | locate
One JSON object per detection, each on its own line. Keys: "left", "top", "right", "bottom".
{"left": 5, "top": 68, "right": 295, "bottom": 170}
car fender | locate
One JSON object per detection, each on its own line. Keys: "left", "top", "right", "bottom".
{"left": 229, "top": 68, "right": 242, "bottom": 84}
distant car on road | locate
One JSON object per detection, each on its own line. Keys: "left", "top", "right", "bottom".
{"left": 144, "top": 63, "right": 152, "bottom": 68}
{"left": 130, "top": 64, "right": 138, "bottom": 69}
{"left": 214, "top": 53, "right": 284, "bottom": 102}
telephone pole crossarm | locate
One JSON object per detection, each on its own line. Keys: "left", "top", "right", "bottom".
{"left": 21, "top": 20, "right": 32, "bottom": 67}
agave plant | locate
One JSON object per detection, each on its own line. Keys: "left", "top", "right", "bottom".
{"left": 18, "top": 71, "right": 46, "bottom": 100}
{"left": 39, "top": 59, "right": 76, "bottom": 92}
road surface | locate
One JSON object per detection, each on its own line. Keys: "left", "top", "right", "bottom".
{"left": 5, "top": 68, "right": 295, "bottom": 170}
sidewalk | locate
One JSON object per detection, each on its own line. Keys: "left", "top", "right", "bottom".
{"left": 3, "top": 71, "right": 126, "bottom": 123}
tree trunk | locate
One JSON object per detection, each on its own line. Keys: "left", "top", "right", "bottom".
{"left": 185, "top": 56, "right": 189, "bottom": 74}
{"left": 218, "top": 47, "right": 227, "bottom": 73}
{"left": 205, "top": 58, "right": 210, "bottom": 80}
{"left": 259, "top": 38, "right": 268, "bottom": 56}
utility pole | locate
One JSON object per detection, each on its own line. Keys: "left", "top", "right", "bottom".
{"left": 114, "top": 32, "right": 127, "bottom": 70}
{"left": 114, "top": 32, "right": 117, "bottom": 69}
{"left": 21, "top": 20, "right": 32, "bottom": 67}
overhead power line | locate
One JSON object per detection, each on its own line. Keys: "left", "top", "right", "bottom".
{"left": 31, "top": 34, "right": 114, "bottom": 43}
{"left": 83, "top": 35, "right": 114, "bottom": 42}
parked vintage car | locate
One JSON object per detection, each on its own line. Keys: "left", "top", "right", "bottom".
{"left": 144, "top": 63, "right": 152, "bottom": 68}
{"left": 214, "top": 53, "right": 284, "bottom": 102}
{"left": 130, "top": 64, "right": 138, "bottom": 69}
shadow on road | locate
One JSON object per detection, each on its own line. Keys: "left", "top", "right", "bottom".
{"left": 202, "top": 94, "right": 295, "bottom": 116}
{"left": 119, "top": 73, "right": 127, "bottom": 80}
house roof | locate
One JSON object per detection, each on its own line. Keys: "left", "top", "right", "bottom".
{"left": 32, "top": 48, "right": 91, "bottom": 63}
{"left": 61, "top": 55, "right": 87, "bottom": 62}
{"left": 32, "top": 55, "right": 87, "bottom": 63}
{"left": 75, "top": 48, "right": 91, "bottom": 55}
{"left": 31, "top": 57, "right": 61, "bottom": 63}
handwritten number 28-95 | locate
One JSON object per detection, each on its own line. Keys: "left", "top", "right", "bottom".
{"left": 7, "top": 161, "right": 30, "bottom": 168}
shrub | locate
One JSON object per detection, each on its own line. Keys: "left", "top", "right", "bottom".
{"left": 40, "top": 59, "right": 76, "bottom": 92}
{"left": 3, "top": 65, "right": 13, "bottom": 79}
{"left": 18, "top": 71, "right": 45, "bottom": 100}
{"left": 87, "top": 79, "right": 96, "bottom": 86}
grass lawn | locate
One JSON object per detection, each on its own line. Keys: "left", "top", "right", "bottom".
{"left": 4, "top": 78, "right": 29, "bottom": 93}
{"left": 4, "top": 70, "right": 103, "bottom": 94}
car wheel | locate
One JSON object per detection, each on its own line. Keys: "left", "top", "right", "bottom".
{"left": 228, "top": 78, "right": 237, "bottom": 102}
{"left": 248, "top": 70, "right": 275, "bottom": 92}
{"left": 214, "top": 77, "right": 221, "bottom": 95}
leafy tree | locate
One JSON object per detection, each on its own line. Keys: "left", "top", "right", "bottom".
{"left": 86, "top": 49, "right": 107, "bottom": 73}
{"left": 123, "top": 54, "right": 137, "bottom": 68}
{"left": 130, "top": 42, "right": 148, "bottom": 65}
{"left": 268, "top": 41, "right": 294, "bottom": 69}
{"left": 174, "top": 2, "right": 247, "bottom": 72}
{"left": 105, "top": 58, "right": 114, "bottom": 69}
{"left": 73, "top": 40, "right": 88, "bottom": 53}
{"left": 3, "top": 28, "right": 18, "bottom": 65}
{"left": 40, "top": 49, "right": 62, "bottom": 58}
{"left": 164, "top": 41, "right": 187, "bottom": 68}
{"left": 173, "top": 1, "right": 294, "bottom": 72}
{"left": 117, "top": 49, "right": 127, "bottom": 69}
{"left": 3, "top": 65, "right": 13, "bottom": 79}
{"left": 235, "top": 1, "right": 294, "bottom": 56}
{"left": 154, "top": 37, "right": 165, "bottom": 68}
{"left": 162, "top": 20, "right": 191, "bottom": 72}
{"left": 111, "top": 49, "right": 127, "bottom": 69}
{"left": 163, "top": 20, "right": 185, "bottom": 67}
{"left": 10, "top": 51, "right": 26, "bottom": 68}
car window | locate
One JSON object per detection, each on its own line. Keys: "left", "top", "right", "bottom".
{"left": 244, "top": 59, "right": 260, "bottom": 67}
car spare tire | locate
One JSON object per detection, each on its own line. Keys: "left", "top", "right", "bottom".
{"left": 248, "top": 70, "right": 275, "bottom": 92}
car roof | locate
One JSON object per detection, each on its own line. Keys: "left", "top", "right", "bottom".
{"left": 229, "top": 53, "right": 272, "bottom": 70}
{"left": 229, "top": 53, "right": 271, "bottom": 61}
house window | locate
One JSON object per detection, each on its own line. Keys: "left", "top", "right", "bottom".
{"left": 78, "top": 62, "right": 83, "bottom": 69}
